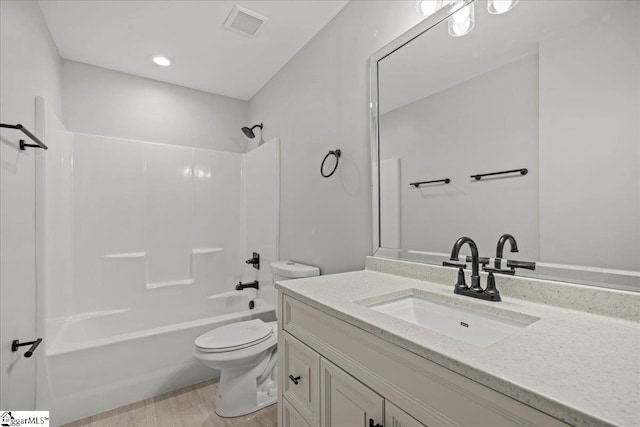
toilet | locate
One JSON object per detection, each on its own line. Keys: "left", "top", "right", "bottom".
{"left": 193, "top": 260, "right": 320, "bottom": 417}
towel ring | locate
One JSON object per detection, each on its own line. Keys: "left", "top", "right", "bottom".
{"left": 321, "top": 149, "right": 341, "bottom": 178}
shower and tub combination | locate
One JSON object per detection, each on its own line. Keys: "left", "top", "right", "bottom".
{"left": 35, "top": 98, "right": 281, "bottom": 424}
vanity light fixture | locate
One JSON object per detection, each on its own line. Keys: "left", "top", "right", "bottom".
{"left": 448, "top": 2, "right": 475, "bottom": 37}
{"left": 487, "top": 0, "right": 518, "bottom": 15}
{"left": 417, "top": 1, "right": 515, "bottom": 38}
{"left": 151, "top": 55, "right": 172, "bottom": 67}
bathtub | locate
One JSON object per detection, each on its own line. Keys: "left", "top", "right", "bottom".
{"left": 44, "top": 292, "right": 275, "bottom": 426}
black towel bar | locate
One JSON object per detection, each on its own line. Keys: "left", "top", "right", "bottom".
{"left": 471, "top": 168, "right": 527, "bottom": 181}
{"left": 0, "top": 123, "right": 48, "bottom": 150}
{"left": 410, "top": 178, "right": 450, "bottom": 187}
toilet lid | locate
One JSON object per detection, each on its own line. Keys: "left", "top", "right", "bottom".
{"left": 195, "top": 319, "right": 273, "bottom": 353}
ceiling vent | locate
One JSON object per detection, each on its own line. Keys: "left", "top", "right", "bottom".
{"left": 223, "top": 5, "right": 268, "bottom": 38}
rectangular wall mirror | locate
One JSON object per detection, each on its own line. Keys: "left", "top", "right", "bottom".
{"left": 370, "top": 0, "right": 639, "bottom": 292}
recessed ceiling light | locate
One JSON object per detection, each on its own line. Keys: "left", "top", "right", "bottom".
{"left": 151, "top": 55, "right": 172, "bottom": 67}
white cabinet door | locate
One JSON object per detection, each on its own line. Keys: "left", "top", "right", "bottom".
{"left": 284, "top": 398, "right": 313, "bottom": 427}
{"left": 320, "top": 358, "right": 384, "bottom": 427}
{"left": 385, "top": 401, "right": 426, "bottom": 427}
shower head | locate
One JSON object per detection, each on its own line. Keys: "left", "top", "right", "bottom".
{"left": 241, "top": 123, "right": 263, "bottom": 139}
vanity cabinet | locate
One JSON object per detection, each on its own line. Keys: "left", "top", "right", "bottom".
{"left": 283, "top": 398, "right": 313, "bottom": 427}
{"left": 282, "top": 329, "right": 420, "bottom": 427}
{"left": 281, "top": 332, "right": 320, "bottom": 425}
{"left": 385, "top": 401, "right": 426, "bottom": 427}
{"left": 320, "top": 357, "right": 385, "bottom": 427}
{"left": 278, "top": 293, "right": 570, "bottom": 427}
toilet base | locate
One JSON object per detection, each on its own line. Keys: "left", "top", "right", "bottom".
{"left": 213, "top": 348, "right": 278, "bottom": 418}
{"left": 215, "top": 390, "right": 277, "bottom": 418}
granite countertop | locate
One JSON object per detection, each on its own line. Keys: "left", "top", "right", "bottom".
{"left": 275, "top": 258, "right": 640, "bottom": 427}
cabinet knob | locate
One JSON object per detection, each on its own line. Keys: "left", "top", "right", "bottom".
{"left": 289, "top": 374, "right": 301, "bottom": 385}
{"left": 369, "top": 419, "right": 383, "bottom": 427}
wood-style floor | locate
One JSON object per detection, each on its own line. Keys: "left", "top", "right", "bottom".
{"left": 63, "top": 379, "right": 277, "bottom": 427}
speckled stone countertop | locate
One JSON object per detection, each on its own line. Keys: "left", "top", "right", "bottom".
{"left": 275, "top": 257, "right": 640, "bottom": 427}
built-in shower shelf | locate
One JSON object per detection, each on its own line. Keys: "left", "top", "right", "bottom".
{"left": 103, "top": 248, "right": 223, "bottom": 289}
{"left": 146, "top": 278, "right": 195, "bottom": 289}
{"left": 103, "top": 252, "right": 145, "bottom": 259}
{"left": 192, "top": 248, "right": 224, "bottom": 254}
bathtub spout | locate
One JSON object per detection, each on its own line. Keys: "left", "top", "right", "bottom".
{"left": 235, "top": 280, "right": 259, "bottom": 291}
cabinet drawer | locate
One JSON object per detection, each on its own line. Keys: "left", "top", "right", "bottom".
{"left": 283, "top": 295, "right": 568, "bottom": 427}
{"left": 281, "top": 331, "right": 320, "bottom": 426}
{"left": 283, "top": 398, "right": 313, "bottom": 427}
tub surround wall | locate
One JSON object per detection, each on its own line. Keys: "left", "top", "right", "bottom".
{"left": 275, "top": 257, "right": 640, "bottom": 426}
{"left": 39, "top": 103, "right": 280, "bottom": 425}
{"left": 241, "top": 139, "right": 281, "bottom": 308}
{"left": 62, "top": 60, "right": 249, "bottom": 152}
{"left": 248, "top": 1, "right": 423, "bottom": 275}
{"left": 44, "top": 130, "right": 243, "bottom": 321}
{"left": 0, "top": 0, "right": 62, "bottom": 410}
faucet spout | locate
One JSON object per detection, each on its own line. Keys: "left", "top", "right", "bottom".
{"left": 496, "top": 234, "right": 518, "bottom": 269}
{"left": 236, "top": 280, "right": 259, "bottom": 291}
{"left": 449, "top": 237, "right": 481, "bottom": 291}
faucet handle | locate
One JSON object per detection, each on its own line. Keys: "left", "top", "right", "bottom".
{"left": 465, "top": 256, "right": 490, "bottom": 266}
{"left": 443, "top": 260, "right": 466, "bottom": 269}
{"left": 483, "top": 266, "right": 515, "bottom": 276}
{"left": 506, "top": 259, "right": 536, "bottom": 270}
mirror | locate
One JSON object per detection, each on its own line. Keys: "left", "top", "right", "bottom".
{"left": 371, "top": 0, "right": 639, "bottom": 291}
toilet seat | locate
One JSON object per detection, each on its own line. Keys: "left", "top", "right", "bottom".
{"left": 195, "top": 319, "right": 274, "bottom": 353}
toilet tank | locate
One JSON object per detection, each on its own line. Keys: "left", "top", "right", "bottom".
{"left": 270, "top": 261, "right": 320, "bottom": 317}
{"left": 271, "top": 260, "right": 320, "bottom": 282}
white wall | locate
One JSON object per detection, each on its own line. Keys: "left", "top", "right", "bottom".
{"left": 0, "top": 0, "right": 61, "bottom": 410}
{"left": 62, "top": 60, "right": 249, "bottom": 152}
{"left": 379, "top": 55, "right": 540, "bottom": 261}
{"left": 248, "top": 1, "right": 423, "bottom": 274}
{"left": 538, "top": 1, "right": 640, "bottom": 271}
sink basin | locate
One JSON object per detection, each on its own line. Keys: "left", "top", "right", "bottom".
{"left": 367, "top": 295, "right": 534, "bottom": 347}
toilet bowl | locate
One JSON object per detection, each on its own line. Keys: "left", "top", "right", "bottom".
{"left": 193, "top": 260, "right": 319, "bottom": 417}
{"left": 193, "top": 319, "right": 278, "bottom": 417}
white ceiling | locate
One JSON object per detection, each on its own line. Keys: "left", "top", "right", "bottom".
{"left": 39, "top": 0, "right": 348, "bottom": 101}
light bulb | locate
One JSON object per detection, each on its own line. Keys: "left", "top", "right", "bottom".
{"left": 488, "top": 0, "right": 518, "bottom": 14}
{"left": 451, "top": 20, "right": 471, "bottom": 36}
{"left": 416, "top": 0, "right": 443, "bottom": 17}
{"left": 448, "top": 3, "right": 475, "bottom": 37}
{"left": 452, "top": 5, "right": 470, "bottom": 22}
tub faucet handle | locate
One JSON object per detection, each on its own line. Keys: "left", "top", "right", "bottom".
{"left": 245, "top": 252, "right": 260, "bottom": 270}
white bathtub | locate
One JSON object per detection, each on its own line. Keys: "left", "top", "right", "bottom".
{"left": 44, "top": 292, "right": 275, "bottom": 426}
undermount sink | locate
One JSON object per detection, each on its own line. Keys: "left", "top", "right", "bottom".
{"left": 367, "top": 294, "right": 535, "bottom": 348}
